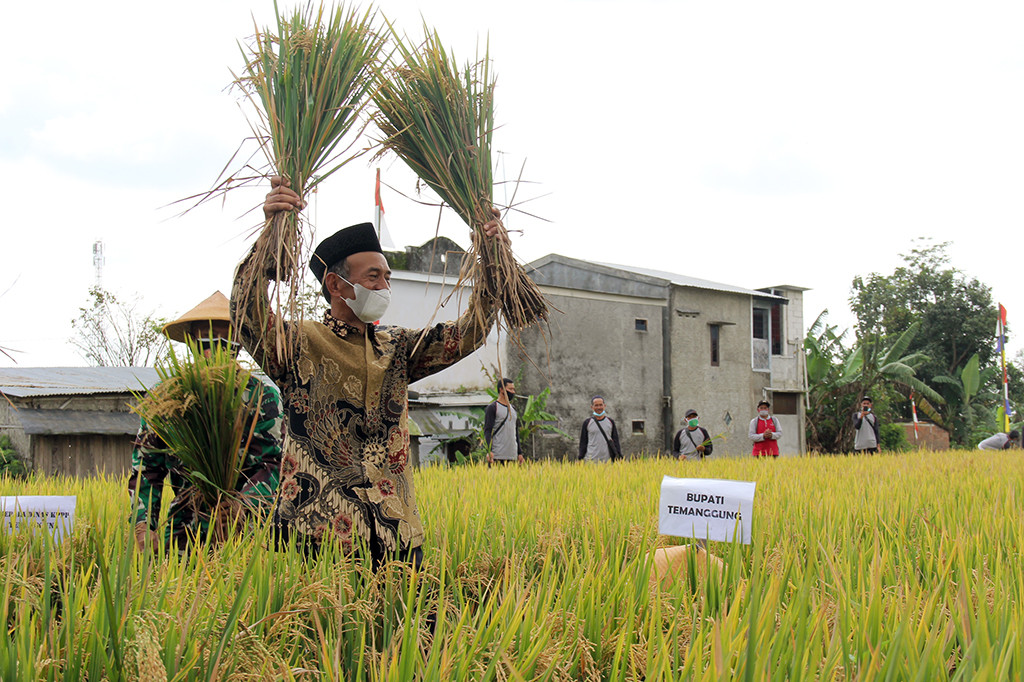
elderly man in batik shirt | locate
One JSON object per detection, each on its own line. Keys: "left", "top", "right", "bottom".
{"left": 128, "top": 291, "right": 283, "bottom": 551}
{"left": 231, "top": 177, "right": 505, "bottom": 566}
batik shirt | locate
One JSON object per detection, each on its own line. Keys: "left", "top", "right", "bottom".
{"left": 231, "top": 245, "right": 495, "bottom": 554}
{"left": 128, "top": 375, "right": 283, "bottom": 548}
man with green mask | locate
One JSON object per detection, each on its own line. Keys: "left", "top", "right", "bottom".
{"left": 672, "top": 408, "right": 713, "bottom": 460}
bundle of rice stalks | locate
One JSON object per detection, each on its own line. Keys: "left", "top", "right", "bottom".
{"left": 131, "top": 342, "right": 262, "bottom": 542}
{"left": 233, "top": 2, "right": 385, "bottom": 360}
{"left": 372, "top": 26, "right": 548, "bottom": 330}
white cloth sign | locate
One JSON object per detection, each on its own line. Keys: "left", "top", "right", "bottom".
{"left": 0, "top": 496, "right": 76, "bottom": 542}
{"left": 658, "top": 477, "right": 756, "bottom": 544}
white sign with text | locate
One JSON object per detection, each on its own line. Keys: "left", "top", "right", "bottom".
{"left": 0, "top": 496, "right": 76, "bottom": 543}
{"left": 659, "top": 477, "right": 756, "bottom": 544}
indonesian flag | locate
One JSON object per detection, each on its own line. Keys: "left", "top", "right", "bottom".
{"left": 910, "top": 393, "right": 919, "bottom": 442}
{"left": 998, "top": 303, "right": 1012, "bottom": 428}
{"left": 374, "top": 169, "right": 396, "bottom": 249}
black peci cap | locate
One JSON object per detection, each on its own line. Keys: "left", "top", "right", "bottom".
{"left": 309, "top": 222, "right": 383, "bottom": 283}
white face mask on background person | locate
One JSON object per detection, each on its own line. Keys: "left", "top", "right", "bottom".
{"left": 341, "top": 277, "right": 391, "bottom": 323}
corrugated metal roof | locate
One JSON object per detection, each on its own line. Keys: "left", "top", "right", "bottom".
{"left": 0, "top": 367, "right": 160, "bottom": 398}
{"left": 408, "top": 407, "right": 477, "bottom": 441}
{"left": 597, "top": 263, "right": 789, "bottom": 301}
{"left": 11, "top": 409, "right": 140, "bottom": 436}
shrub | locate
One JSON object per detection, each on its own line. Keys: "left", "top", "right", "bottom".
{"left": 0, "top": 435, "right": 27, "bottom": 477}
{"left": 880, "top": 421, "right": 910, "bottom": 452}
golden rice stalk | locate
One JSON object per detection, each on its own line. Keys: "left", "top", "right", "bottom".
{"left": 372, "top": 25, "right": 548, "bottom": 331}
{"left": 131, "top": 341, "right": 261, "bottom": 525}
{"left": 232, "top": 2, "right": 385, "bottom": 360}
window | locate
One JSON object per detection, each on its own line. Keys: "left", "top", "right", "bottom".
{"left": 635, "top": 318, "right": 648, "bottom": 332}
{"left": 773, "top": 393, "right": 798, "bottom": 415}
{"left": 751, "top": 307, "right": 770, "bottom": 371}
{"left": 752, "top": 308, "right": 768, "bottom": 340}
{"left": 631, "top": 420, "right": 646, "bottom": 435}
{"left": 710, "top": 324, "right": 720, "bottom": 366}
{"left": 770, "top": 303, "right": 784, "bottom": 356}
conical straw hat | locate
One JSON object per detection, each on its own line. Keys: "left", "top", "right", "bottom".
{"left": 162, "top": 291, "right": 232, "bottom": 343}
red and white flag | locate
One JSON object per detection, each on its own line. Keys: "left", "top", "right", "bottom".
{"left": 910, "top": 393, "right": 919, "bottom": 442}
{"left": 374, "top": 169, "right": 396, "bottom": 249}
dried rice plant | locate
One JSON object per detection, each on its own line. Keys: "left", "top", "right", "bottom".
{"left": 232, "top": 3, "right": 385, "bottom": 361}
{"left": 372, "top": 25, "right": 548, "bottom": 331}
{"left": 131, "top": 342, "right": 262, "bottom": 542}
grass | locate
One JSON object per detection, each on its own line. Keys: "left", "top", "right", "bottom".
{"left": 131, "top": 341, "right": 262, "bottom": 515}
{"left": 2, "top": 450, "right": 1022, "bottom": 680}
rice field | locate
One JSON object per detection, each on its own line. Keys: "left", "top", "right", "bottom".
{"left": 2, "top": 450, "right": 1022, "bottom": 680}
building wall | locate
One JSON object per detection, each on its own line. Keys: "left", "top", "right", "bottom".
{"left": 767, "top": 288, "right": 807, "bottom": 390}
{"left": 32, "top": 434, "right": 132, "bottom": 477}
{"left": 898, "top": 422, "right": 950, "bottom": 450}
{"left": 512, "top": 288, "right": 667, "bottom": 460}
{"left": 669, "top": 287, "right": 770, "bottom": 457}
{"left": 0, "top": 402, "right": 31, "bottom": 462}
{"left": 381, "top": 272, "right": 503, "bottom": 394}
{"left": 1, "top": 393, "right": 140, "bottom": 475}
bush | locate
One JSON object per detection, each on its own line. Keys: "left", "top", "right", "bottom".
{"left": 880, "top": 422, "right": 910, "bottom": 452}
{"left": 0, "top": 435, "right": 27, "bottom": 477}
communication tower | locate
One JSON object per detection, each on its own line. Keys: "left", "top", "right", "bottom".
{"left": 92, "top": 240, "right": 105, "bottom": 288}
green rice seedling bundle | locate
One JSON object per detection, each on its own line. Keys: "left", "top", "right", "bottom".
{"left": 233, "top": 3, "right": 384, "bottom": 361}
{"left": 130, "top": 341, "right": 261, "bottom": 542}
{"left": 3, "top": 451, "right": 1023, "bottom": 679}
{"left": 372, "top": 27, "right": 548, "bottom": 332}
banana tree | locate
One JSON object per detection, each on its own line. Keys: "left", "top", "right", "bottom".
{"left": 932, "top": 352, "right": 999, "bottom": 444}
{"left": 805, "top": 316, "right": 945, "bottom": 452}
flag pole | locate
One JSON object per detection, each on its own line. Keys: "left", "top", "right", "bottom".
{"left": 910, "top": 393, "right": 920, "bottom": 444}
{"left": 999, "top": 304, "right": 1010, "bottom": 432}
{"left": 374, "top": 168, "right": 382, "bottom": 239}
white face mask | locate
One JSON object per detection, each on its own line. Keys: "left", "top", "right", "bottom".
{"left": 759, "top": 410, "right": 770, "bottom": 418}
{"left": 340, "top": 277, "right": 391, "bottom": 323}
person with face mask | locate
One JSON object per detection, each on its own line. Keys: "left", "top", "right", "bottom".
{"left": 128, "top": 292, "right": 283, "bottom": 551}
{"left": 578, "top": 395, "right": 622, "bottom": 462}
{"left": 749, "top": 400, "right": 781, "bottom": 457}
{"left": 484, "top": 378, "right": 523, "bottom": 465}
{"left": 232, "top": 177, "right": 507, "bottom": 567}
{"left": 672, "top": 409, "right": 714, "bottom": 460}
{"left": 852, "top": 396, "right": 881, "bottom": 454}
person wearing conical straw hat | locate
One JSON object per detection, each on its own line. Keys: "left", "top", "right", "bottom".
{"left": 128, "top": 291, "right": 284, "bottom": 551}
{"left": 231, "top": 177, "right": 506, "bottom": 567}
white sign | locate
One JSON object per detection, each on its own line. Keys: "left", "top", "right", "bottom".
{"left": 0, "top": 496, "right": 77, "bottom": 542}
{"left": 659, "top": 477, "right": 756, "bottom": 544}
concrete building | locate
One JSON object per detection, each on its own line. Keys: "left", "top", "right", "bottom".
{"left": 0, "top": 367, "right": 159, "bottom": 476}
{"left": 378, "top": 266, "right": 506, "bottom": 466}
{"left": 508, "top": 255, "right": 808, "bottom": 459}
{"left": 376, "top": 248, "right": 808, "bottom": 461}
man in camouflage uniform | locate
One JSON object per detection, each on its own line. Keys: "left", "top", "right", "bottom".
{"left": 128, "top": 291, "right": 283, "bottom": 550}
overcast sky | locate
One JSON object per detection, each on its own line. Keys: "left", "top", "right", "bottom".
{"left": 2, "top": 0, "right": 1023, "bottom": 367}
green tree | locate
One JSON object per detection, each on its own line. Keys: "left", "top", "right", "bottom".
{"left": 849, "top": 239, "right": 1000, "bottom": 442}
{"left": 850, "top": 239, "right": 999, "bottom": 402}
{"left": 804, "top": 310, "right": 857, "bottom": 452}
{"left": 933, "top": 353, "right": 1003, "bottom": 444}
{"left": 70, "top": 287, "right": 168, "bottom": 367}
{"left": 804, "top": 312, "right": 943, "bottom": 452}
